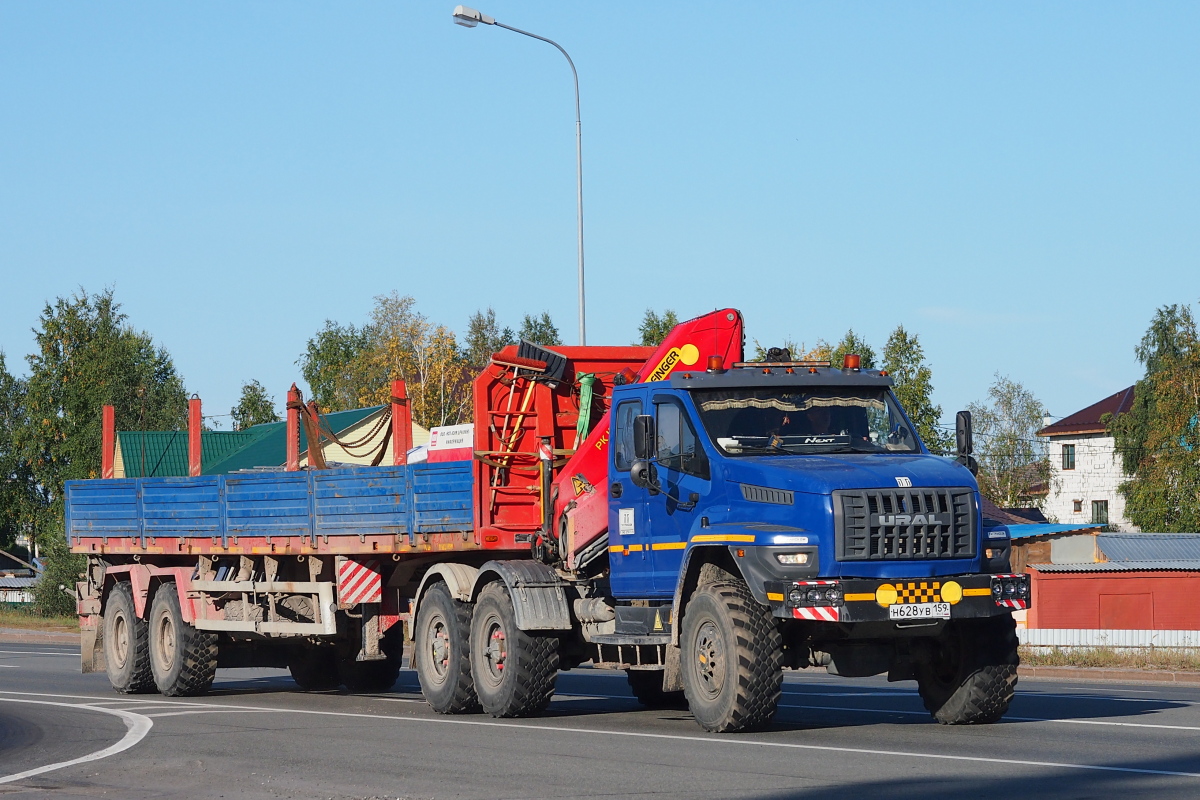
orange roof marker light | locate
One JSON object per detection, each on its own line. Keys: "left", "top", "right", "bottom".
{"left": 843, "top": 353, "right": 862, "bottom": 371}
{"left": 707, "top": 355, "right": 726, "bottom": 373}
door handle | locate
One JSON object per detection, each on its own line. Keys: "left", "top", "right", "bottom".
{"left": 610, "top": 482, "right": 623, "bottom": 498}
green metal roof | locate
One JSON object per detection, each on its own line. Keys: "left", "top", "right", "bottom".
{"left": 202, "top": 406, "right": 384, "bottom": 475}
{"left": 118, "top": 406, "right": 385, "bottom": 477}
{"left": 117, "top": 430, "right": 264, "bottom": 478}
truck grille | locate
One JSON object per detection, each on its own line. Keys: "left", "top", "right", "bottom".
{"left": 834, "top": 488, "right": 976, "bottom": 561}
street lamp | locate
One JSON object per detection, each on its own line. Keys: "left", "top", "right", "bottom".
{"left": 452, "top": 5, "right": 587, "bottom": 345}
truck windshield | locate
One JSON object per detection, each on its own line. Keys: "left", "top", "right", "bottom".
{"left": 691, "top": 388, "right": 921, "bottom": 456}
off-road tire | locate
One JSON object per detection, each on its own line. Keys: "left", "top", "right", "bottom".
{"left": 680, "top": 581, "right": 783, "bottom": 733}
{"left": 103, "top": 581, "right": 155, "bottom": 694}
{"left": 288, "top": 645, "right": 341, "bottom": 691}
{"left": 339, "top": 627, "right": 404, "bottom": 693}
{"left": 415, "top": 582, "right": 479, "bottom": 713}
{"left": 627, "top": 669, "right": 686, "bottom": 709}
{"left": 469, "top": 582, "right": 559, "bottom": 718}
{"left": 148, "top": 583, "right": 218, "bottom": 697}
{"left": 915, "top": 614, "right": 1020, "bottom": 724}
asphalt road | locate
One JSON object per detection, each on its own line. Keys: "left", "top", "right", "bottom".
{"left": 3, "top": 643, "right": 1200, "bottom": 799}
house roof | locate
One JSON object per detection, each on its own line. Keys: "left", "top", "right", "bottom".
{"left": 203, "top": 406, "right": 383, "bottom": 474}
{"left": 1007, "top": 523, "right": 1101, "bottom": 541}
{"left": 118, "top": 430, "right": 265, "bottom": 477}
{"left": 0, "top": 576, "right": 37, "bottom": 589}
{"left": 1030, "top": 533, "right": 1200, "bottom": 572}
{"left": 118, "top": 406, "right": 385, "bottom": 476}
{"left": 1030, "top": 561, "right": 1200, "bottom": 573}
{"left": 1037, "top": 385, "right": 1136, "bottom": 437}
{"left": 981, "top": 498, "right": 1047, "bottom": 527}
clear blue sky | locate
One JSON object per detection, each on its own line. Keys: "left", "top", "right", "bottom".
{"left": 1, "top": 2, "right": 1196, "bottom": 427}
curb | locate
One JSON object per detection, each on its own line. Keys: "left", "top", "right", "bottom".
{"left": 1019, "top": 665, "right": 1200, "bottom": 685}
{"left": 0, "top": 627, "right": 82, "bottom": 645}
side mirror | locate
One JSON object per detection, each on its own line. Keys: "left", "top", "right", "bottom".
{"left": 955, "top": 410, "right": 978, "bottom": 475}
{"left": 633, "top": 415, "right": 656, "bottom": 460}
{"left": 630, "top": 459, "right": 660, "bottom": 494}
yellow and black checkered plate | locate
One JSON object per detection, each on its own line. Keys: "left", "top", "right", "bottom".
{"left": 893, "top": 581, "right": 944, "bottom": 604}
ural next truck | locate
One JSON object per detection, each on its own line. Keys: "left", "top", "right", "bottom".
{"left": 67, "top": 308, "right": 1027, "bottom": 732}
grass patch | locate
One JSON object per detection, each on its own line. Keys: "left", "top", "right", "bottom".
{"left": 1020, "top": 645, "right": 1200, "bottom": 672}
{"left": 0, "top": 602, "right": 79, "bottom": 632}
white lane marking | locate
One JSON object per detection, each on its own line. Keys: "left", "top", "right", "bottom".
{"left": 0, "top": 665, "right": 17, "bottom": 668}
{"left": 1019, "top": 692, "right": 1200, "bottom": 707}
{"left": 6, "top": 690, "right": 1195, "bottom": 779}
{"left": 0, "top": 650, "right": 78, "bottom": 656}
{"left": 0, "top": 699, "right": 153, "bottom": 785}
{"left": 147, "top": 709, "right": 276, "bottom": 719}
{"left": 788, "top": 703, "right": 1200, "bottom": 732}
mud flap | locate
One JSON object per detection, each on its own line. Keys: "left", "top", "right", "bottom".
{"left": 81, "top": 624, "right": 104, "bottom": 674}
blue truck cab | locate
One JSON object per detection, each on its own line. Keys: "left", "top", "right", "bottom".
{"left": 602, "top": 360, "right": 1026, "bottom": 726}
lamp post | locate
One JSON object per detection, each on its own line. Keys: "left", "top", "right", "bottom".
{"left": 452, "top": 5, "right": 587, "bottom": 345}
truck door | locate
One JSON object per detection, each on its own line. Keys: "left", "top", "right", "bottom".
{"left": 647, "top": 395, "right": 712, "bottom": 594}
{"left": 608, "top": 395, "right": 654, "bottom": 598}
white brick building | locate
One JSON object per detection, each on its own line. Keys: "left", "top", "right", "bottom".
{"left": 1037, "top": 387, "right": 1136, "bottom": 531}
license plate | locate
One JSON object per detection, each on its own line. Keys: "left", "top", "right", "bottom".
{"left": 889, "top": 602, "right": 950, "bottom": 620}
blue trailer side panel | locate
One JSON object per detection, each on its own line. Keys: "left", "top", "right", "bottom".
{"left": 65, "top": 464, "right": 475, "bottom": 547}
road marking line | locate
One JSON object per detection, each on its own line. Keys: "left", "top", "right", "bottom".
{"left": 0, "top": 650, "right": 77, "bottom": 656}
{"left": 9, "top": 690, "right": 1194, "bottom": 779}
{"left": 0, "top": 665, "right": 16, "bottom": 668}
{"left": 786, "top": 703, "right": 1200, "bottom": 732}
{"left": 0, "top": 699, "right": 153, "bottom": 785}
{"left": 147, "top": 709, "right": 277, "bottom": 718}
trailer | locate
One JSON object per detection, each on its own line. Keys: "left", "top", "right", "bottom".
{"left": 69, "top": 308, "right": 1027, "bottom": 732}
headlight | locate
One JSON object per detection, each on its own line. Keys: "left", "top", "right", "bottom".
{"left": 806, "top": 589, "right": 823, "bottom": 603}
{"left": 789, "top": 589, "right": 804, "bottom": 604}
{"left": 991, "top": 583, "right": 1003, "bottom": 597}
{"left": 775, "top": 553, "right": 809, "bottom": 565}
{"left": 825, "top": 587, "right": 842, "bottom": 604}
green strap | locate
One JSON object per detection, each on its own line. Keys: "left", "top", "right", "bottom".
{"left": 575, "top": 373, "right": 596, "bottom": 446}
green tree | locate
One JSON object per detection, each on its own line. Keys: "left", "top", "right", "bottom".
{"left": 518, "top": 311, "right": 562, "bottom": 346}
{"left": 636, "top": 309, "right": 679, "bottom": 347}
{"left": 830, "top": 329, "right": 877, "bottom": 369}
{"left": 31, "top": 522, "right": 82, "bottom": 618}
{"left": 1110, "top": 303, "right": 1200, "bottom": 531}
{"left": 968, "top": 374, "right": 1050, "bottom": 508}
{"left": 0, "top": 352, "right": 39, "bottom": 553}
{"left": 230, "top": 380, "right": 281, "bottom": 430}
{"left": 298, "top": 321, "right": 373, "bottom": 412}
{"left": 17, "top": 290, "right": 187, "bottom": 544}
{"left": 882, "top": 325, "right": 952, "bottom": 454}
{"left": 463, "top": 307, "right": 515, "bottom": 372}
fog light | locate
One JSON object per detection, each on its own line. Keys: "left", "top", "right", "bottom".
{"left": 806, "top": 589, "right": 823, "bottom": 603}
{"left": 1004, "top": 582, "right": 1018, "bottom": 596}
{"left": 789, "top": 589, "right": 804, "bottom": 604}
{"left": 991, "top": 583, "right": 1003, "bottom": 597}
{"left": 776, "top": 553, "right": 809, "bottom": 565}
{"left": 825, "top": 587, "right": 842, "bottom": 605}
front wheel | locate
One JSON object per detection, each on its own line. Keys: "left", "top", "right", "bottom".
{"left": 680, "top": 582, "right": 782, "bottom": 733}
{"left": 469, "top": 582, "right": 559, "bottom": 718}
{"left": 148, "top": 584, "right": 218, "bottom": 697}
{"left": 915, "top": 615, "right": 1019, "bottom": 724}
{"left": 415, "top": 582, "right": 479, "bottom": 713}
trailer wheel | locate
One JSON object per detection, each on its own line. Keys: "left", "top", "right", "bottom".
{"left": 338, "top": 627, "right": 403, "bottom": 693}
{"left": 288, "top": 645, "right": 340, "bottom": 691}
{"left": 415, "top": 582, "right": 479, "bottom": 713}
{"left": 627, "top": 669, "right": 686, "bottom": 709}
{"left": 103, "top": 581, "right": 155, "bottom": 694}
{"left": 148, "top": 583, "right": 218, "bottom": 697}
{"left": 680, "top": 581, "right": 782, "bottom": 733}
{"left": 469, "top": 582, "right": 559, "bottom": 718}
{"left": 915, "top": 615, "right": 1019, "bottom": 725}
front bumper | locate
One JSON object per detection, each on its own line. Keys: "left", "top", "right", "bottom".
{"left": 764, "top": 573, "right": 1030, "bottom": 623}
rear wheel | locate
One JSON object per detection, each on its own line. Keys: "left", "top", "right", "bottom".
{"left": 470, "top": 582, "right": 559, "bottom": 718}
{"left": 415, "top": 582, "right": 479, "bottom": 713}
{"left": 627, "top": 669, "right": 686, "bottom": 709}
{"left": 103, "top": 582, "right": 154, "bottom": 694}
{"left": 680, "top": 581, "right": 782, "bottom": 733}
{"left": 148, "top": 584, "right": 218, "bottom": 697}
{"left": 288, "top": 644, "right": 340, "bottom": 691}
{"left": 915, "top": 615, "right": 1019, "bottom": 724}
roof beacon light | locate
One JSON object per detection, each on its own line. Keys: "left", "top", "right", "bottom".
{"left": 707, "top": 355, "right": 725, "bottom": 373}
{"left": 843, "top": 353, "right": 862, "bottom": 371}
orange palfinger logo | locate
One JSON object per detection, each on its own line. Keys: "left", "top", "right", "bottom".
{"left": 646, "top": 344, "right": 700, "bottom": 382}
